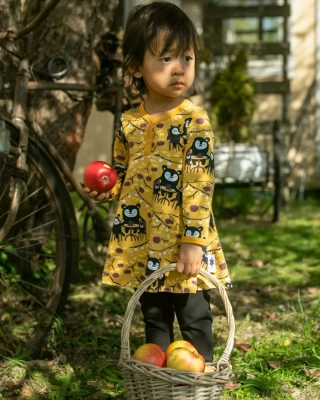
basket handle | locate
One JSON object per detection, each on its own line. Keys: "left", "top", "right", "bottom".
{"left": 120, "top": 263, "right": 235, "bottom": 367}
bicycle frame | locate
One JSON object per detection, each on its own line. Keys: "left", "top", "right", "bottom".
{"left": 0, "top": 0, "right": 127, "bottom": 357}
{"left": 0, "top": 1, "right": 123, "bottom": 241}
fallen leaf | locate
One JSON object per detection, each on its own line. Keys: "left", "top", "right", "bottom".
{"left": 234, "top": 341, "right": 251, "bottom": 352}
{"left": 26, "top": 359, "right": 57, "bottom": 367}
{"left": 267, "top": 360, "right": 283, "bottom": 369}
{"left": 247, "top": 259, "right": 264, "bottom": 268}
{"left": 6, "top": 380, "right": 17, "bottom": 389}
{"left": 225, "top": 381, "right": 239, "bottom": 390}
{"left": 313, "top": 324, "right": 320, "bottom": 332}
{"left": 291, "top": 389, "right": 301, "bottom": 399}
{"left": 264, "top": 311, "right": 277, "bottom": 320}
{"left": 303, "top": 367, "right": 320, "bottom": 378}
{"left": 256, "top": 285, "right": 273, "bottom": 295}
{"left": 21, "top": 385, "right": 34, "bottom": 396}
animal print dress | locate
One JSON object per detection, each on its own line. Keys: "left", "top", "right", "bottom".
{"left": 102, "top": 98, "right": 232, "bottom": 293}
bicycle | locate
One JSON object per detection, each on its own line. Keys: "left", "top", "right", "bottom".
{"left": 0, "top": 0, "right": 133, "bottom": 358}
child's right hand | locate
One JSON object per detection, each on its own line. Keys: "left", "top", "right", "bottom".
{"left": 83, "top": 186, "right": 111, "bottom": 201}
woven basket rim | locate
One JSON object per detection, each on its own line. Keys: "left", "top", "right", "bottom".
{"left": 119, "top": 263, "right": 235, "bottom": 380}
{"left": 120, "top": 358, "right": 233, "bottom": 386}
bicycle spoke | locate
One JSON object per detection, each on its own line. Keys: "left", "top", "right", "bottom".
{"left": 0, "top": 123, "right": 79, "bottom": 358}
{"left": 12, "top": 203, "right": 51, "bottom": 226}
{"left": 0, "top": 181, "right": 44, "bottom": 221}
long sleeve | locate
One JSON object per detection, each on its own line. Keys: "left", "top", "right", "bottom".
{"left": 181, "top": 109, "right": 215, "bottom": 247}
{"left": 108, "top": 117, "right": 129, "bottom": 200}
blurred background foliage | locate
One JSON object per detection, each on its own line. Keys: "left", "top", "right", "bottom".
{"left": 209, "top": 47, "right": 257, "bottom": 143}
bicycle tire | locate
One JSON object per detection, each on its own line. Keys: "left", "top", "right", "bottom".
{"left": 83, "top": 201, "right": 111, "bottom": 266}
{"left": 0, "top": 121, "right": 79, "bottom": 358}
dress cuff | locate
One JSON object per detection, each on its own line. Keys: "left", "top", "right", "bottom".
{"left": 180, "top": 237, "right": 207, "bottom": 246}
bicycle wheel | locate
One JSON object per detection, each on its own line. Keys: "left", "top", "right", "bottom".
{"left": 0, "top": 121, "right": 79, "bottom": 358}
{"left": 83, "top": 201, "right": 112, "bottom": 266}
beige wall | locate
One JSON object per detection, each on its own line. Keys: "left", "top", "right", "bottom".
{"left": 287, "top": 0, "right": 317, "bottom": 190}
{"left": 254, "top": 0, "right": 316, "bottom": 123}
{"left": 250, "top": 0, "right": 318, "bottom": 190}
{"left": 290, "top": 0, "right": 316, "bottom": 120}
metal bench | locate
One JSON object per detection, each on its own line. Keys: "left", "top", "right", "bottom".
{"left": 213, "top": 121, "right": 281, "bottom": 222}
{"left": 214, "top": 144, "right": 269, "bottom": 187}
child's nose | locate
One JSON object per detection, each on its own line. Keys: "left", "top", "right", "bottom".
{"left": 173, "top": 62, "right": 184, "bottom": 75}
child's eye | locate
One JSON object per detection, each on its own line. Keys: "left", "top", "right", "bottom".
{"left": 184, "top": 56, "right": 193, "bottom": 62}
{"left": 162, "top": 57, "right": 171, "bottom": 62}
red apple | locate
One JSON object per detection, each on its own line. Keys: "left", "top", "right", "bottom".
{"left": 83, "top": 161, "right": 117, "bottom": 193}
{"left": 166, "top": 347, "right": 205, "bottom": 372}
{"left": 132, "top": 343, "right": 165, "bottom": 367}
{"left": 165, "top": 340, "right": 198, "bottom": 359}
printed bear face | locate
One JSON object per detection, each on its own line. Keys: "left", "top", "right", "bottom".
{"left": 184, "top": 226, "right": 203, "bottom": 238}
{"left": 168, "top": 125, "right": 181, "bottom": 136}
{"left": 122, "top": 204, "right": 140, "bottom": 219}
{"left": 193, "top": 137, "right": 210, "bottom": 151}
{"left": 161, "top": 165, "right": 182, "bottom": 184}
{"left": 146, "top": 257, "right": 161, "bottom": 271}
{"left": 164, "top": 170, "right": 180, "bottom": 183}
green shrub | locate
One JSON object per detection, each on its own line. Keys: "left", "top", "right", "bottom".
{"left": 210, "top": 47, "right": 257, "bottom": 143}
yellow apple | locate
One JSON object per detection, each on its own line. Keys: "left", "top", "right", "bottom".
{"left": 204, "top": 365, "right": 216, "bottom": 373}
{"left": 165, "top": 340, "right": 198, "bottom": 359}
{"left": 166, "top": 347, "right": 205, "bottom": 372}
{"left": 133, "top": 343, "right": 165, "bottom": 367}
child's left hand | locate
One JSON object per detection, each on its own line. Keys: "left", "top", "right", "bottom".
{"left": 176, "top": 243, "right": 203, "bottom": 276}
{"left": 83, "top": 186, "right": 111, "bottom": 201}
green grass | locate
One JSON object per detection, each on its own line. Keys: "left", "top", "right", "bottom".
{"left": 217, "top": 200, "right": 320, "bottom": 400}
{"left": 1, "top": 200, "right": 320, "bottom": 399}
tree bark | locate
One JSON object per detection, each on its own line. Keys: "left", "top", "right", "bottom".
{"left": 0, "top": 0, "right": 119, "bottom": 169}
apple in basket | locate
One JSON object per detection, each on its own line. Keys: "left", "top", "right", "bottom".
{"left": 133, "top": 343, "right": 166, "bottom": 367}
{"left": 204, "top": 365, "right": 216, "bottom": 373}
{"left": 83, "top": 161, "right": 117, "bottom": 193}
{"left": 166, "top": 347, "right": 205, "bottom": 372}
{"left": 165, "top": 340, "right": 198, "bottom": 359}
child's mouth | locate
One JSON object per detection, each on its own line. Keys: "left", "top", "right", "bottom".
{"left": 172, "top": 82, "right": 184, "bottom": 87}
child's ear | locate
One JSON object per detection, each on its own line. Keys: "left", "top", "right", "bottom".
{"left": 125, "top": 55, "right": 142, "bottom": 78}
{"left": 132, "top": 68, "right": 142, "bottom": 78}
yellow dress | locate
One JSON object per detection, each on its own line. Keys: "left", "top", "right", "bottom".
{"left": 102, "top": 98, "right": 232, "bottom": 293}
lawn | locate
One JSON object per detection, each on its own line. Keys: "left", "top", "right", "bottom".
{"left": 0, "top": 199, "right": 319, "bottom": 399}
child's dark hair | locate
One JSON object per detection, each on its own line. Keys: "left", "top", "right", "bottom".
{"left": 122, "top": 1, "right": 199, "bottom": 95}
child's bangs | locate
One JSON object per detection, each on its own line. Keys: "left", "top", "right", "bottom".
{"left": 148, "top": 25, "right": 198, "bottom": 58}
{"left": 164, "top": 29, "right": 196, "bottom": 57}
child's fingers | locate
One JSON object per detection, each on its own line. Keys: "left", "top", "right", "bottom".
{"left": 188, "top": 263, "right": 200, "bottom": 276}
{"left": 87, "top": 190, "right": 99, "bottom": 198}
{"left": 83, "top": 187, "right": 99, "bottom": 197}
{"left": 176, "top": 261, "right": 200, "bottom": 277}
{"left": 176, "top": 260, "right": 185, "bottom": 274}
{"left": 83, "top": 186, "right": 112, "bottom": 200}
{"left": 96, "top": 192, "right": 110, "bottom": 200}
{"left": 176, "top": 262, "right": 197, "bottom": 276}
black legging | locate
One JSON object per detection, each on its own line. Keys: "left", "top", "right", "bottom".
{"left": 139, "top": 290, "right": 213, "bottom": 362}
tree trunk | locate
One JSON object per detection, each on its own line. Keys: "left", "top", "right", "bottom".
{"left": 0, "top": 0, "right": 119, "bottom": 169}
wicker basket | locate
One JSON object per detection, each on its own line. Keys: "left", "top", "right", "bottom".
{"left": 118, "top": 263, "right": 235, "bottom": 400}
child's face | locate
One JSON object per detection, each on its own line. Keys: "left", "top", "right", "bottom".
{"left": 134, "top": 36, "right": 195, "bottom": 101}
